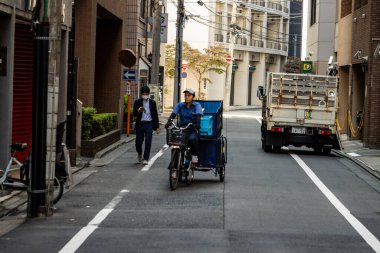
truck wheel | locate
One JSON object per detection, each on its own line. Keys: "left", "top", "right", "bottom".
{"left": 313, "top": 146, "right": 322, "bottom": 154}
{"left": 273, "top": 146, "right": 281, "bottom": 153}
{"left": 323, "top": 147, "right": 331, "bottom": 155}
{"left": 263, "top": 142, "right": 272, "bottom": 152}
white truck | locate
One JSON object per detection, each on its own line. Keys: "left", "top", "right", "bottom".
{"left": 259, "top": 72, "right": 340, "bottom": 155}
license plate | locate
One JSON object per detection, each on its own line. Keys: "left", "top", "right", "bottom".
{"left": 291, "top": 127, "right": 306, "bottom": 134}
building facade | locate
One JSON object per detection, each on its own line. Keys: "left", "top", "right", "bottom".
{"left": 336, "top": 0, "right": 380, "bottom": 147}
{"left": 0, "top": 0, "right": 72, "bottom": 167}
{"left": 76, "top": 0, "right": 167, "bottom": 127}
{"left": 207, "top": 0, "right": 290, "bottom": 106}
{"left": 306, "top": 0, "right": 337, "bottom": 75}
{"left": 288, "top": 1, "right": 303, "bottom": 58}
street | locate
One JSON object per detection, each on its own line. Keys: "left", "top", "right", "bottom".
{"left": 1, "top": 110, "right": 380, "bottom": 253}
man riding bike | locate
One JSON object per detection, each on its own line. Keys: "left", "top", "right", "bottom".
{"left": 165, "top": 88, "right": 203, "bottom": 164}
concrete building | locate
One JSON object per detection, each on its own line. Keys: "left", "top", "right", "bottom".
{"left": 0, "top": 0, "right": 72, "bottom": 166}
{"left": 75, "top": 0, "right": 167, "bottom": 126}
{"left": 288, "top": 1, "right": 303, "bottom": 58}
{"left": 306, "top": 0, "right": 337, "bottom": 74}
{"left": 207, "top": 0, "right": 290, "bottom": 106}
{"left": 335, "top": 0, "right": 380, "bottom": 147}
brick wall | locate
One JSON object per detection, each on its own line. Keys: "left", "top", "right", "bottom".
{"left": 364, "top": 0, "right": 380, "bottom": 147}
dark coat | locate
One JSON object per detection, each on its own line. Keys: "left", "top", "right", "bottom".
{"left": 133, "top": 98, "right": 160, "bottom": 131}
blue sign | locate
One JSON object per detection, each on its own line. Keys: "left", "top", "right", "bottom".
{"left": 181, "top": 72, "right": 187, "bottom": 78}
{"left": 123, "top": 69, "right": 137, "bottom": 81}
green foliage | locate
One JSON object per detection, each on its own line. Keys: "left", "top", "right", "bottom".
{"left": 82, "top": 107, "right": 117, "bottom": 140}
{"left": 82, "top": 107, "right": 97, "bottom": 141}
{"left": 284, "top": 57, "right": 301, "bottom": 73}
{"left": 92, "top": 113, "right": 118, "bottom": 138}
{"left": 165, "top": 42, "right": 228, "bottom": 96}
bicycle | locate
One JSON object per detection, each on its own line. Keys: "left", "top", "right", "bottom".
{"left": 0, "top": 143, "right": 65, "bottom": 204}
{"left": 166, "top": 122, "right": 196, "bottom": 190}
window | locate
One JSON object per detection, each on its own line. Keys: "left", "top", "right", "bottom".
{"left": 341, "top": 0, "right": 352, "bottom": 18}
{"left": 140, "top": 0, "right": 146, "bottom": 18}
{"left": 310, "top": 0, "right": 317, "bottom": 26}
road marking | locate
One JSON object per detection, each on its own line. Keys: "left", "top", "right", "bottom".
{"left": 141, "top": 144, "right": 169, "bottom": 172}
{"left": 348, "top": 152, "right": 361, "bottom": 157}
{"left": 289, "top": 152, "right": 380, "bottom": 253}
{"left": 59, "top": 189, "right": 130, "bottom": 253}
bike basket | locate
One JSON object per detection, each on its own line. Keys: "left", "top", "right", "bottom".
{"left": 167, "top": 128, "right": 190, "bottom": 146}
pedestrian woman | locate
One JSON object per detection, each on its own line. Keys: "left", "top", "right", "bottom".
{"left": 133, "top": 86, "right": 160, "bottom": 165}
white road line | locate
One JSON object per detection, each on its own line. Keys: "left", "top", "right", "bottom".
{"left": 289, "top": 152, "right": 380, "bottom": 253}
{"left": 141, "top": 144, "right": 169, "bottom": 172}
{"left": 59, "top": 189, "right": 130, "bottom": 253}
{"left": 255, "top": 117, "right": 262, "bottom": 124}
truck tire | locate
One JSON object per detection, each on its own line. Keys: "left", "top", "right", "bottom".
{"left": 273, "top": 146, "right": 282, "bottom": 153}
{"left": 262, "top": 140, "right": 272, "bottom": 152}
{"left": 323, "top": 147, "right": 331, "bottom": 155}
{"left": 314, "top": 145, "right": 322, "bottom": 154}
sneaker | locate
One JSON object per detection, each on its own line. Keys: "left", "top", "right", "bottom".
{"left": 191, "top": 155, "right": 198, "bottom": 164}
{"left": 138, "top": 154, "right": 143, "bottom": 163}
{"left": 143, "top": 160, "right": 149, "bottom": 165}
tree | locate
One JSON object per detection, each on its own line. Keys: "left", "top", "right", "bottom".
{"left": 284, "top": 56, "right": 301, "bottom": 73}
{"left": 164, "top": 42, "right": 228, "bottom": 99}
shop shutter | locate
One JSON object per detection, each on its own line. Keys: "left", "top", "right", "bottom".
{"left": 12, "top": 23, "right": 34, "bottom": 161}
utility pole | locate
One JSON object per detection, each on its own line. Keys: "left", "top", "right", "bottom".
{"left": 224, "top": 0, "right": 237, "bottom": 111}
{"left": 173, "top": 0, "right": 185, "bottom": 105}
{"left": 151, "top": 0, "right": 162, "bottom": 86}
{"left": 45, "top": 0, "right": 63, "bottom": 214}
{"left": 29, "top": 0, "right": 50, "bottom": 217}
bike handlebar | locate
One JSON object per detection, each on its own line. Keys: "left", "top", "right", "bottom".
{"left": 168, "top": 122, "right": 193, "bottom": 130}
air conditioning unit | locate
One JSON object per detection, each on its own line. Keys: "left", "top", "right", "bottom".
{"left": 250, "top": 53, "right": 260, "bottom": 62}
{"left": 265, "top": 56, "right": 275, "bottom": 64}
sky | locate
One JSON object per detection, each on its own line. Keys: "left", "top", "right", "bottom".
{"left": 167, "top": 1, "right": 309, "bottom": 59}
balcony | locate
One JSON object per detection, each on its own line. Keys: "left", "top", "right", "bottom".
{"left": 250, "top": 39, "right": 264, "bottom": 47}
{"left": 236, "top": 37, "right": 248, "bottom": 46}
{"left": 267, "top": 41, "right": 281, "bottom": 50}
{"left": 267, "top": 2, "right": 282, "bottom": 11}
{"left": 251, "top": 0, "right": 265, "bottom": 7}
{"left": 214, "top": 34, "right": 224, "bottom": 42}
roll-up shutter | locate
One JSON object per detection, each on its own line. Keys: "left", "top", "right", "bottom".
{"left": 12, "top": 23, "right": 34, "bottom": 161}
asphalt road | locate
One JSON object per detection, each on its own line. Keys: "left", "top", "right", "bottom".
{"left": 1, "top": 110, "right": 380, "bottom": 253}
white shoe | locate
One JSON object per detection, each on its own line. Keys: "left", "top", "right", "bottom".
{"left": 191, "top": 155, "right": 198, "bottom": 163}
{"left": 138, "top": 154, "right": 143, "bottom": 163}
{"left": 143, "top": 160, "right": 149, "bottom": 165}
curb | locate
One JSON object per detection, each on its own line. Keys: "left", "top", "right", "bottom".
{"left": 332, "top": 149, "right": 380, "bottom": 180}
{"left": 94, "top": 136, "right": 136, "bottom": 159}
{"left": 0, "top": 136, "right": 137, "bottom": 219}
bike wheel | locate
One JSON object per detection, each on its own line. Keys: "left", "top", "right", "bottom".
{"left": 185, "top": 165, "right": 194, "bottom": 185}
{"left": 52, "top": 177, "right": 64, "bottom": 204}
{"left": 169, "top": 150, "right": 180, "bottom": 190}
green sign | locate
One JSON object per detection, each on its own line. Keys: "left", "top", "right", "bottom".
{"left": 302, "top": 61, "right": 313, "bottom": 74}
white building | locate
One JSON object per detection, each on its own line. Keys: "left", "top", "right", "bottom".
{"left": 207, "top": 0, "right": 290, "bottom": 106}
{"left": 306, "top": 0, "right": 336, "bottom": 75}
{"left": 165, "top": 0, "right": 289, "bottom": 108}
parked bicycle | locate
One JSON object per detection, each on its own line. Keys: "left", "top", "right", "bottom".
{"left": 166, "top": 122, "right": 196, "bottom": 190}
{"left": 0, "top": 123, "right": 72, "bottom": 204}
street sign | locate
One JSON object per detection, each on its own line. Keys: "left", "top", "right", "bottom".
{"left": 182, "top": 64, "right": 188, "bottom": 72}
{"left": 226, "top": 55, "right": 232, "bottom": 62}
{"left": 119, "top": 49, "right": 136, "bottom": 68}
{"left": 302, "top": 61, "right": 313, "bottom": 74}
{"left": 181, "top": 72, "right": 187, "bottom": 78}
{"left": 161, "top": 13, "right": 168, "bottom": 43}
{"left": 123, "top": 69, "right": 137, "bottom": 81}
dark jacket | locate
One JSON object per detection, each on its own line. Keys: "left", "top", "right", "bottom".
{"left": 133, "top": 98, "right": 160, "bottom": 131}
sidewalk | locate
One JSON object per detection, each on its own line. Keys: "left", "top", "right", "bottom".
{"left": 333, "top": 134, "right": 380, "bottom": 179}
{"left": 0, "top": 134, "right": 136, "bottom": 220}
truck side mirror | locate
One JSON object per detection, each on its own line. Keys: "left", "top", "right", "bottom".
{"left": 257, "top": 86, "right": 264, "bottom": 100}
